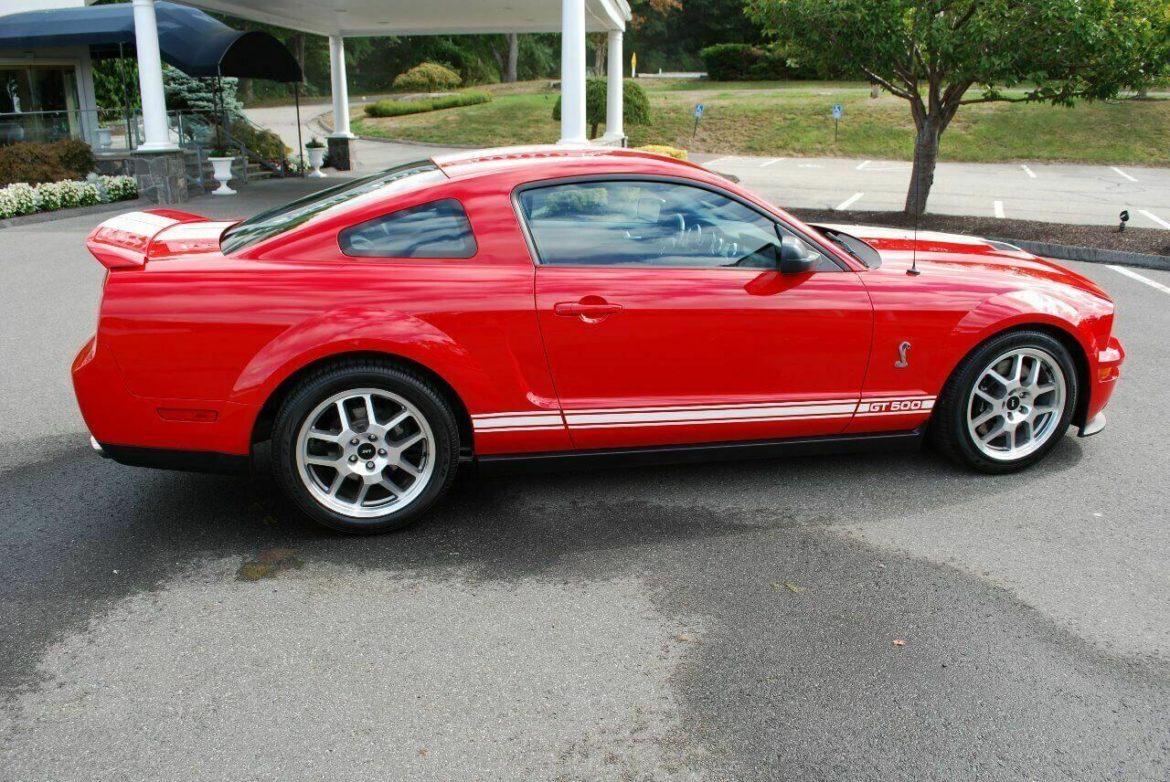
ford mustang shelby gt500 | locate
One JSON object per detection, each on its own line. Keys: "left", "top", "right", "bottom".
{"left": 74, "top": 146, "right": 1124, "bottom": 533}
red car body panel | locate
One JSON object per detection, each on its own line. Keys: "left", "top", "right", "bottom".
{"left": 72, "top": 146, "right": 1123, "bottom": 466}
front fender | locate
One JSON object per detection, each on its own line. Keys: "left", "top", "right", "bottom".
{"left": 948, "top": 288, "right": 1104, "bottom": 358}
{"left": 228, "top": 305, "right": 495, "bottom": 410}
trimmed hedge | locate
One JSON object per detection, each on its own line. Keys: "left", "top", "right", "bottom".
{"left": 365, "top": 91, "right": 492, "bottom": 118}
{"left": 699, "top": 43, "right": 816, "bottom": 81}
{"left": 552, "top": 79, "right": 651, "bottom": 139}
{"left": 0, "top": 139, "right": 97, "bottom": 186}
{"left": 392, "top": 62, "right": 463, "bottom": 92}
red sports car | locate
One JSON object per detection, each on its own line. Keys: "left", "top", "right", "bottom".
{"left": 73, "top": 146, "right": 1124, "bottom": 533}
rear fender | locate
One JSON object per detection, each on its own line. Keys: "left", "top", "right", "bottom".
{"left": 229, "top": 306, "right": 496, "bottom": 411}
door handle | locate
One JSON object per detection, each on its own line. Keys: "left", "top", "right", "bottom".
{"left": 554, "top": 299, "right": 623, "bottom": 319}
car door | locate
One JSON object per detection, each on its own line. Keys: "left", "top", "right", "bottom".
{"left": 519, "top": 178, "right": 875, "bottom": 450}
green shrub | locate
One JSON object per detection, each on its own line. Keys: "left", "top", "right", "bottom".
{"left": 636, "top": 144, "right": 688, "bottom": 160}
{"left": 392, "top": 62, "right": 463, "bottom": 92}
{"left": 229, "top": 120, "right": 287, "bottom": 162}
{"left": 0, "top": 139, "right": 96, "bottom": 186}
{"left": 552, "top": 79, "right": 651, "bottom": 139}
{"left": 699, "top": 43, "right": 813, "bottom": 81}
{"left": 364, "top": 91, "right": 491, "bottom": 118}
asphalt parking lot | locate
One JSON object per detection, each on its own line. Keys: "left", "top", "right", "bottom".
{"left": 2, "top": 180, "right": 1169, "bottom": 781}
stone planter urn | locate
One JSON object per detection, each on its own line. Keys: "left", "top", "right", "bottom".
{"left": 96, "top": 127, "right": 113, "bottom": 149}
{"left": 306, "top": 146, "right": 327, "bottom": 178}
{"left": 208, "top": 155, "right": 236, "bottom": 196}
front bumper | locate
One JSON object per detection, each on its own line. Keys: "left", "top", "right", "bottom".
{"left": 1078, "top": 412, "right": 1107, "bottom": 437}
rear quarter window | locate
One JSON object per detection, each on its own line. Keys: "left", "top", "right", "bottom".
{"left": 339, "top": 199, "right": 477, "bottom": 259}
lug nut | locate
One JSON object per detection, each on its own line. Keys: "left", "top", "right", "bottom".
{"left": 368, "top": 433, "right": 377, "bottom": 441}
{"left": 349, "top": 455, "right": 358, "bottom": 463}
{"left": 350, "top": 437, "right": 359, "bottom": 445}
{"left": 378, "top": 448, "right": 387, "bottom": 456}
{"left": 366, "top": 461, "right": 375, "bottom": 469}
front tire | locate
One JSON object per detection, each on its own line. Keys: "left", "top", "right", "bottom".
{"left": 931, "top": 330, "right": 1078, "bottom": 474}
{"left": 271, "top": 359, "right": 460, "bottom": 534}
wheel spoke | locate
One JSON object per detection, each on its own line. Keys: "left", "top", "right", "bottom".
{"left": 974, "top": 387, "right": 1000, "bottom": 405}
{"left": 378, "top": 477, "right": 403, "bottom": 497}
{"left": 335, "top": 400, "right": 352, "bottom": 431}
{"left": 385, "top": 410, "right": 411, "bottom": 432}
{"left": 1010, "top": 353, "right": 1024, "bottom": 383}
{"left": 362, "top": 394, "right": 378, "bottom": 427}
{"left": 308, "top": 428, "right": 343, "bottom": 444}
{"left": 326, "top": 472, "right": 345, "bottom": 496}
{"left": 397, "top": 459, "right": 422, "bottom": 478}
{"left": 354, "top": 482, "right": 371, "bottom": 506}
{"left": 972, "top": 408, "right": 1001, "bottom": 428}
{"left": 1024, "top": 357, "right": 1042, "bottom": 388}
{"left": 395, "top": 431, "right": 426, "bottom": 450}
{"left": 986, "top": 370, "right": 1012, "bottom": 391}
{"left": 305, "top": 454, "right": 340, "bottom": 467}
{"left": 979, "top": 421, "right": 1008, "bottom": 445}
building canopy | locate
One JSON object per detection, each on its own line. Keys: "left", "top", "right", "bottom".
{"left": 0, "top": 1, "right": 302, "bottom": 82}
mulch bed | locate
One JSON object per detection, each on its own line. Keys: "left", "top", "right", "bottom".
{"left": 791, "top": 209, "right": 1170, "bottom": 258}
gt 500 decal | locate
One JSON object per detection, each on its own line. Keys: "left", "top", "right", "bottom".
{"left": 856, "top": 397, "right": 935, "bottom": 416}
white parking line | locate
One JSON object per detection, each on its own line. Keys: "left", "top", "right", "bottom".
{"left": 1138, "top": 209, "right": 1170, "bottom": 230}
{"left": 835, "top": 192, "right": 864, "bottom": 211}
{"left": 1021, "top": 165, "right": 1036, "bottom": 179}
{"left": 1108, "top": 265, "right": 1170, "bottom": 296}
{"left": 706, "top": 156, "right": 733, "bottom": 167}
{"left": 994, "top": 201, "right": 1006, "bottom": 219}
{"left": 856, "top": 160, "right": 871, "bottom": 171}
{"left": 1111, "top": 166, "right": 1138, "bottom": 182}
{"left": 759, "top": 158, "right": 784, "bottom": 167}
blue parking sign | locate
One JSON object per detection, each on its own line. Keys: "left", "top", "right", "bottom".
{"left": 694, "top": 104, "right": 705, "bottom": 118}
{"left": 831, "top": 104, "right": 844, "bottom": 120}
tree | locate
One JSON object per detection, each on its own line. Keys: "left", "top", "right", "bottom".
{"left": 746, "top": 0, "right": 1170, "bottom": 215}
{"left": 552, "top": 79, "right": 652, "bottom": 138}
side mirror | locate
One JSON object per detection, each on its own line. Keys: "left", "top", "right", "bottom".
{"left": 778, "top": 234, "right": 817, "bottom": 274}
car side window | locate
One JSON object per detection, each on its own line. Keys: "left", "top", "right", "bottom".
{"left": 339, "top": 198, "right": 477, "bottom": 259}
{"left": 517, "top": 180, "right": 830, "bottom": 269}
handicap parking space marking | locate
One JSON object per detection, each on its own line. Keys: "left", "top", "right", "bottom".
{"left": 994, "top": 201, "right": 1006, "bottom": 219}
{"left": 1111, "top": 166, "right": 1139, "bottom": 182}
{"left": 1021, "top": 165, "right": 1037, "bottom": 179}
{"left": 835, "top": 192, "right": 864, "bottom": 211}
{"left": 1138, "top": 209, "right": 1170, "bottom": 230}
{"left": 759, "top": 158, "right": 785, "bottom": 167}
{"left": 1108, "top": 265, "right": 1170, "bottom": 296}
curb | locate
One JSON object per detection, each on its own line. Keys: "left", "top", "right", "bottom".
{"left": 991, "top": 238, "right": 1170, "bottom": 272}
{"left": 0, "top": 198, "right": 151, "bottom": 230}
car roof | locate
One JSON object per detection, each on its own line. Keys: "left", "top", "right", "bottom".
{"left": 432, "top": 144, "right": 709, "bottom": 182}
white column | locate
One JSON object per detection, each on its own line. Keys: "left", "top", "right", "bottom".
{"left": 602, "top": 30, "right": 624, "bottom": 142}
{"left": 329, "top": 35, "right": 354, "bottom": 138}
{"left": 558, "top": 0, "right": 587, "bottom": 144}
{"left": 132, "top": 0, "right": 175, "bottom": 151}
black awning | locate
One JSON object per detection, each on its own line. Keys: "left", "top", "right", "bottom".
{"left": 0, "top": 1, "right": 302, "bottom": 82}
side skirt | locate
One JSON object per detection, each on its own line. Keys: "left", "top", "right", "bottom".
{"left": 476, "top": 428, "right": 926, "bottom": 475}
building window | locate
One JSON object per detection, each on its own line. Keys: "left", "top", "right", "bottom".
{"left": 0, "top": 64, "right": 82, "bottom": 145}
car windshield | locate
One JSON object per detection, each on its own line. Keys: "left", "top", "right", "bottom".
{"left": 220, "top": 160, "right": 445, "bottom": 254}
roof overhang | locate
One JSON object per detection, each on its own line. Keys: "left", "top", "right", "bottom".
{"left": 174, "top": 0, "right": 631, "bottom": 37}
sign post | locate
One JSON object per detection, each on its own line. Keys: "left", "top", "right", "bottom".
{"left": 692, "top": 103, "right": 704, "bottom": 139}
{"left": 831, "top": 103, "right": 843, "bottom": 143}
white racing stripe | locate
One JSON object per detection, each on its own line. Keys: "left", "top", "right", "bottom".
{"left": 1107, "top": 265, "right": 1170, "bottom": 296}
{"left": 475, "top": 397, "right": 937, "bottom": 434}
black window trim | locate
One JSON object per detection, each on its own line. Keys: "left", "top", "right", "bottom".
{"left": 337, "top": 196, "right": 479, "bottom": 261}
{"left": 509, "top": 174, "right": 851, "bottom": 272}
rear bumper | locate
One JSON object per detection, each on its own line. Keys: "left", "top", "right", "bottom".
{"left": 72, "top": 335, "right": 257, "bottom": 458}
{"left": 92, "top": 440, "right": 250, "bottom": 475}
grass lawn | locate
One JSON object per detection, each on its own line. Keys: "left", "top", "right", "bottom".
{"left": 351, "top": 79, "right": 1170, "bottom": 166}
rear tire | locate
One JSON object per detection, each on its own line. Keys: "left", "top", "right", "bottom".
{"left": 931, "top": 330, "right": 1078, "bottom": 474}
{"left": 271, "top": 359, "right": 460, "bottom": 534}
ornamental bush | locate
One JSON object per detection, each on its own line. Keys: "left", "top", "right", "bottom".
{"left": 392, "top": 62, "right": 463, "bottom": 92}
{"left": 552, "top": 79, "right": 651, "bottom": 139}
{"left": 0, "top": 176, "right": 136, "bottom": 219}
{"left": 699, "top": 43, "right": 815, "bottom": 81}
{"left": 0, "top": 139, "right": 96, "bottom": 186}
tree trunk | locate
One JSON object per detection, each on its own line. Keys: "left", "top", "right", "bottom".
{"left": 505, "top": 34, "right": 519, "bottom": 83}
{"left": 293, "top": 34, "right": 307, "bottom": 85}
{"left": 904, "top": 115, "right": 942, "bottom": 216}
{"left": 593, "top": 38, "right": 606, "bottom": 77}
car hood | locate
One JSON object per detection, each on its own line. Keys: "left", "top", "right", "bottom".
{"left": 815, "top": 223, "right": 1111, "bottom": 300}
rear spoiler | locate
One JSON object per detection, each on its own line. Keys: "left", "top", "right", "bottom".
{"left": 86, "top": 209, "right": 209, "bottom": 269}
